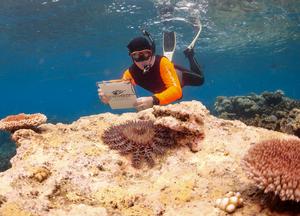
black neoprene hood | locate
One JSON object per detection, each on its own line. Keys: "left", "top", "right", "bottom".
{"left": 127, "top": 37, "right": 152, "bottom": 53}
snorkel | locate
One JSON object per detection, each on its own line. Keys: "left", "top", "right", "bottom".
{"left": 141, "top": 30, "right": 155, "bottom": 74}
{"left": 141, "top": 57, "right": 153, "bottom": 74}
{"left": 143, "top": 65, "right": 150, "bottom": 73}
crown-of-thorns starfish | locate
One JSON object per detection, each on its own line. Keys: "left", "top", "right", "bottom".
{"left": 102, "top": 120, "right": 176, "bottom": 168}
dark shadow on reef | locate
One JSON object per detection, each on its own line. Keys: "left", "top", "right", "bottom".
{"left": 262, "top": 193, "right": 300, "bottom": 216}
{"left": 214, "top": 90, "right": 300, "bottom": 137}
{"left": 244, "top": 186, "right": 300, "bottom": 216}
{"left": 267, "top": 198, "right": 300, "bottom": 215}
{"left": 0, "top": 132, "right": 16, "bottom": 172}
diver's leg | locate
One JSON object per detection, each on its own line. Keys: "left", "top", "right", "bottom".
{"left": 175, "top": 68, "right": 183, "bottom": 87}
{"left": 183, "top": 48, "right": 204, "bottom": 86}
{"left": 174, "top": 64, "right": 200, "bottom": 87}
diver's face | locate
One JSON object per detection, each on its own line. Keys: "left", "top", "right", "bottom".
{"left": 130, "top": 49, "right": 153, "bottom": 70}
{"left": 130, "top": 49, "right": 152, "bottom": 62}
{"left": 134, "top": 57, "right": 153, "bottom": 70}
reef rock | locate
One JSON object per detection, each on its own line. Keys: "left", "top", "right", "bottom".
{"left": 138, "top": 101, "right": 206, "bottom": 152}
{"left": 0, "top": 101, "right": 298, "bottom": 216}
{"left": 214, "top": 90, "right": 300, "bottom": 137}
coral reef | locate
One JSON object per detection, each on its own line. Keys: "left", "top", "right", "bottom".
{"left": 242, "top": 138, "right": 300, "bottom": 202}
{"left": 102, "top": 120, "right": 176, "bottom": 168}
{"left": 214, "top": 90, "right": 300, "bottom": 137}
{"left": 0, "top": 101, "right": 298, "bottom": 216}
{"left": 138, "top": 101, "right": 206, "bottom": 152}
{"left": 0, "top": 113, "right": 47, "bottom": 132}
{"left": 215, "top": 191, "right": 243, "bottom": 213}
{"left": 280, "top": 108, "right": 300, "bottom": 137}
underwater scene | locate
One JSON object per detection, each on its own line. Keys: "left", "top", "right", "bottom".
{"left": 0, "top": 0, "right": 300, "bottom": 215}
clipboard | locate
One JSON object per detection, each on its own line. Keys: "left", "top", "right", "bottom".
{"left": 97, "top": 79, "right": 137, "bottom": 109}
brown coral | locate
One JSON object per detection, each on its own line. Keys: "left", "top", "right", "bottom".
{"left": 242, "top": 138, "right": 300, "bottom": 202}
{"left": 0, "top": 113, "right": 47, "bottom": 132}
{"left": 30, "top": 167, "right": 51, "bottom": 183}
{"left": 102, "top": 120, "right": 176, "bottom": 168}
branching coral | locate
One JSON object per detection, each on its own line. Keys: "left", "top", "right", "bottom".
{"left": 102, "top": 120, "right": 176, "bottom": 168}
{"left": 0, "top": 113, "right": 47, "bottom": 132}
{"left": 242, "top": 138, "right": 300, "bottom": 202}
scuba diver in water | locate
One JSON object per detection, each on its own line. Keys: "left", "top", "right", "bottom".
{"left": 98, "top": 29, "right": 204, "bottom": 111}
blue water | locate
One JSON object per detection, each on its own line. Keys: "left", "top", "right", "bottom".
{"left": 0, "top": 0, "right": 300, "bottom": 169}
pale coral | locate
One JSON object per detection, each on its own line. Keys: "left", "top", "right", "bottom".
{"left": 153, "top": 105, "right": 204, "bottom": 133}
{"left": 152, "top": 102, "right": 205, "bottom": 152}
{"left": 242, "top": 138, "right": 300, "bottom": 202}
{"left": 215, "top": 191, "right": 243, "bottom": 214}
{"left": 137, "top": 101, "right": 206, "bottom": 152}
{"left": 0, "top": 113, "right": 47, "bottom": 132}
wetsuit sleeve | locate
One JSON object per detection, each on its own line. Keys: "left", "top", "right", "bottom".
{"left": 154, "top": 57, "right": 182, "bottom": 105}
{"left": 122, "top": 69, "right": 136, "bottom": 85}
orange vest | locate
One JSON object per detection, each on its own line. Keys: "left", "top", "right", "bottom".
{"left": 122, "top": 56, "right": 182, "bottom": 105}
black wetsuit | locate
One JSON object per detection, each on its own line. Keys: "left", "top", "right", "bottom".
{"left": 175, "top": 51, "right": 204, "bottom": 87}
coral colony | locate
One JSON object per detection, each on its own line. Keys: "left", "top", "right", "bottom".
{"left": 0, "top": 113, "right": 47, "bottom": 132}
{"left": 215, "top": 191, "right": 244, "bottom": 213}
{"left": 242, "top": 138, "right": 300, "bottom": 202}
{"left": 102, "top": 120, "right": 176, "bottom": 168}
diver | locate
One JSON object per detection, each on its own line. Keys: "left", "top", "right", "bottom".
{"left": 98, "top": 29, "right": 204, "bottom": 111}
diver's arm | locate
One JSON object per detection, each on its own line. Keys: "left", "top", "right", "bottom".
{"left": 122, "top": 69, "right": 136, "bottom": 85}
{"left": 154, "top": 57, "right": 182, "bottom": 105}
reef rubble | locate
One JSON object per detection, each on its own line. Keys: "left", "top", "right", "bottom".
{"left": 0, "top": 101, "right": 299, "bottom": 216}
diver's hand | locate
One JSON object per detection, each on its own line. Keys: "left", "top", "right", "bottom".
{"left": 134, "top": 97, "right": 154, "bottom": 111}
{"left": 98, "top": 88, "right": 110, "bottom": 104}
